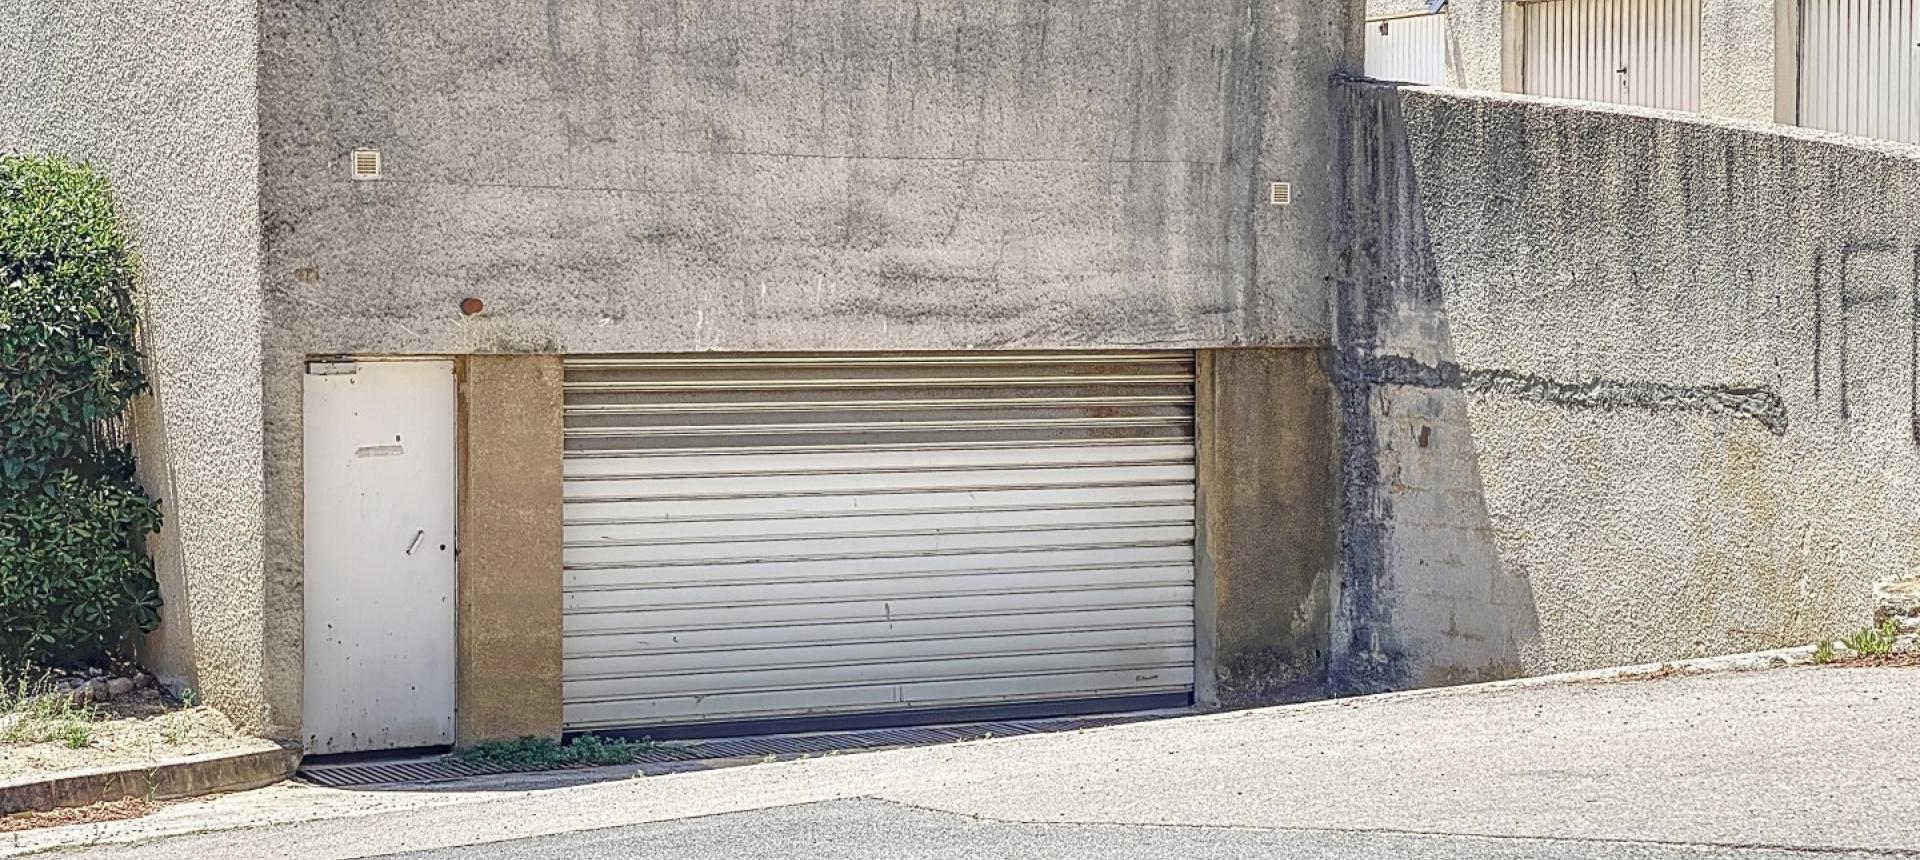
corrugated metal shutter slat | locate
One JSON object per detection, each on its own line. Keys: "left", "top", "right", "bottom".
{"left": 559, "top": 353, "right": 1199, "bottom": 732}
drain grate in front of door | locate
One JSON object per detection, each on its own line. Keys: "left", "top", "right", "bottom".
{"left": 297, "top": 710, "right": 1183, "bottom": 788}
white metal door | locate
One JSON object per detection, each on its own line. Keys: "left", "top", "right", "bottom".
{"left": 303, "top": 360, "right": 458, "bottom": 753}
{"left": 1367, "top": 13, "right": 1449, "bottom": 85}
{"left": 1799, "top": 0, "right": 1920, "bottom": 144}
{"left": 561, "top": 353, "right": 1198, "bottom": 733}
{"left": 1521, "top": 0, "right": 1703, "bottom": 111}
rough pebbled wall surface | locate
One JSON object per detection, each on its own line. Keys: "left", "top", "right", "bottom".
{"left": 1333, "top": 81, "right": 1920, "bottom": 693}
{"left": 252, "top": 0, "right": 1360, "bottom": 732}
{"left": 0, "top": 3, "right": 269, "bottom": 729}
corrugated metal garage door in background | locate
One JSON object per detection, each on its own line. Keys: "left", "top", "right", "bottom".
{"left": 1799, "top": 0, "right": 1920, "bottom": 145}
{"left": 560, "top": 354, "right": 1198, "bottom": 734}
{"left": 1366, "top": 13, "right": 1450, "bottom": 86}
{"left": 1521, "top": 0, "right": 1703, "bottom": 112}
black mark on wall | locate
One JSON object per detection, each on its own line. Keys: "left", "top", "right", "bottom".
{"left": 1812, "top": 249, "right": 1824, "bottom": 400}
{"left": 1365, "top": 355, "right": 1790, "bottom": 435}
{"left": 1815, "top": 242, "right": 1920, "bottom": 443}
{"left": 1329, "top": 78, "right": 1421, "bottom": 697}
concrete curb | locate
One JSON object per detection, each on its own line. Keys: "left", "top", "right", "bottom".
{"left": 0, "top": 741, "right": 301, "bottom": 815}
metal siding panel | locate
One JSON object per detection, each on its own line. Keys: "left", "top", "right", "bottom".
{"left": 565, "top": 546, "right": 1198, "bottom": 596}
{"left": 567, "top": 647, "right": 1197, "bottom": 702}
{"left": 563, "top": 584, "right": 1196, "bottom": 638}
{"left": 1800, "top": 0, "right": 1920, "bottom": 143}
{"left": 568, "top": 504, "right": 1197, "bottom": 545}
{"left": 565, "top": 463, "right": 1197, "bottom": 502}
{"left": 559, "top": 353, "right": 1198, "bottom": 731}
{"left": 567, "top": 627, "right": 1196, "bottom": 680}
{"left": 561, "top": 667, "right": 1197, "bottom": 731}
{"left": 564, "top": 606, "right": 1197, "bottom": 658}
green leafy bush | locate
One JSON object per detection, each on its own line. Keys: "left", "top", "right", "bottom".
{"left": 0, "top": 154, "right": 161, "bottom": 668}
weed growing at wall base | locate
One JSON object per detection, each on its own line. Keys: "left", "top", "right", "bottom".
{"left": 1812, "top": 640, "right": 1836, "bottom": 665}
{"left": 0, "top": 154, "right": 161, "bottom": 668}
{"left": 0, "top": 674, "right": 95, "bottom": 749}
{"left": 456, "top": 734, "right": 657, "bottom": 770}
{"left": 1840, "top": 620, "right": 1900, "bottom": 658}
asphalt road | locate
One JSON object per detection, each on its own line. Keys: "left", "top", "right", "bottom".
{"left": 366, "top": 798, "right": 1908, "bottom": 860}
{"left": 18, "top": 664, "right": 1920, "bottom": 859}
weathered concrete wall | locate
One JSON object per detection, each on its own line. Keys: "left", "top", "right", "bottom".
{"left": 257, "top": 0, "right": 1358, "bottom": 355}
{"left": 0, "top": 4, "right": 270, "bottom": 729}
{"left": 457, "top": 356, "right": 565, "bottom": 745}
{"left": 1196, "top": 348, "right": 1339, "bottom": 707}
{"left": 1364, "top": 0, "right": 1778, "bottom": 124}
{"left": 254, "top": 0, "right": 1363, "bottom": 733}
{"left": 1334, "top": 81, "right": 1920, "bottom": 691}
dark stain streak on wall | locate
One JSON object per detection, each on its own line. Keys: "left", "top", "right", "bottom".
{"left": 1912, "top": 245, "right": 1920, "bottom": 444}
{"left": 1363, "top": 354, "right": 1791, "bottom": 435}
{"left": 1817, "top": 241, "right": 1920, "bottom": 441}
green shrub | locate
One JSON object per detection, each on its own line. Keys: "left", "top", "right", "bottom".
{"left": 0, "top": 154, "right": 161, "bottom": 668}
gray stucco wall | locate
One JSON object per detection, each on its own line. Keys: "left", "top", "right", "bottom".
{"left": 259, "top": 0, "right": 1358, "bottom": 355}
{"left": 0, "top": 4, "right": 269, "bottom": 727}
{"left": 254, "top": 0, "right": 1361, "bottom": 734}
{"left": 1334, "top": 81, "right": 1920, "bottom": 691}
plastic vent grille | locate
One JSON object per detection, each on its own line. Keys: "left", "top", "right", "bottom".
{"left": 351, "top": 150, "right": 383, "bottom": 181}
{"left": 1269, "top": 182, "right": 1292, "bottom": 206}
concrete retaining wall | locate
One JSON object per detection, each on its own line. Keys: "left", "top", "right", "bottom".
{"left": 1333, "top": 80, "right": 1920, "bottom": 691}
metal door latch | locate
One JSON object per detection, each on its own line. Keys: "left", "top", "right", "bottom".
{"left": 405, "top": 530, "right": 425, "bottom": 555}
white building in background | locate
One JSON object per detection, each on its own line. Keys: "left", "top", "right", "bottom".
{"left": 1363, "top": 0, "right": 1920, "bottom": 146}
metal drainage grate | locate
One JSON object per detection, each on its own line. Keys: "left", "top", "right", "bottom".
{"left": 298, "top": 711, "right": 1178, "bottom": 788}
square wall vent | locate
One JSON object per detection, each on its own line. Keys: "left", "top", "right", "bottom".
{"left": 1269, "top": 182, "right": 1293, "bottom": 207}
{"left": 351, "top": 149, "right": 383, "bottom": 181}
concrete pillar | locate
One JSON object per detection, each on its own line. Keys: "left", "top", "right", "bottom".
{"left": 1194, "top": 348, "right": 1340, "bottom": 708}
{"left": 456, "top": 355, "right": 565, "bottom": 744}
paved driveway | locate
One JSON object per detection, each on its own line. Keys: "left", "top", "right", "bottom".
{"left": 17, "top": 665, "right": 1919, "bottom": 859}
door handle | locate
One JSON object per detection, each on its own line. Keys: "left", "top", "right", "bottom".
{"left": 405, "top": 530, "right": 425, "bottom": 555}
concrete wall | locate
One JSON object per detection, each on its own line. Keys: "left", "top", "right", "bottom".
{"left": 253, "top": 0, "right": 1363, "bottom": 735}
{"left": 1196, "top": 349, "right": 1339, "bottom": 707}
{"left": 0, "top": 3, "right": 270, "bottom": 728}
{"left": 1333, "top": 81, "right": 1920, "bottom": 691}
{"left": 1364, "top": 0, "right": 1780, "bottom": 124}
{"left": 257, "top": 0, "right": 1359, "bottom": 355}
{"left": 457, "top": 357, "right": 565, "bottom": 744}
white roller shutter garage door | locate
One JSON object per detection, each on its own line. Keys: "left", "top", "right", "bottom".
{"left": 1798, "top": 0, "right": 1920, "bottom": 145}
{"left": 1521, "top": 0, "right": 1704, "bottom": 112}
{"left": 561, "top": 353, "right": 1198, "bottom": 735}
